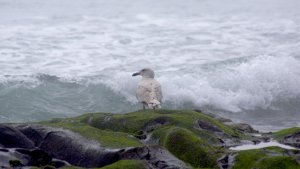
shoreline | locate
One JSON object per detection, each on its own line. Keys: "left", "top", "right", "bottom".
{"left": 0, "top": 109, "right": 299, "bottom": 169}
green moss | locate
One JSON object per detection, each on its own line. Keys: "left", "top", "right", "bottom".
{"left": 151, "top": 125, "right": 173, "bottom": 143}
{"left": 87, "top": 110, "right": 162, "bottom": 134}
{"left": 81, "top": 109, "right": 243, "bottom": 139}
{"left": 33, "top": 110, "right": 300, "bottom": 169}
{"left": 232, "top": 149, "right": 267, "bottom": 169}
{"left": 152, "top": 125, "right": 219, "bottom": 148}
{"left": 42, "top": 110, "right": 244, "bottom": 142}
{"left": 233, "top": 147, "right": 300, "bottom": 169}
{"left": 60, "top": 166, "right": 84, "bottom": 169}
{"left": 38, "top": 109, "right": 257, "bottom": 169}
{"left": 56, "top": 160, "right": 146, "bottom": 169}
{"left": 41, "top": 122, "right": 142, "bottom": 148}
{"left": 39, "top": 109, "right": 243, "bottom": 168}
{"left": 255, "top": 156, "right": 300, "bottom": 169}
{"left": 9, "top": 160, "right": 23, "bottom": 167}
{"left": 159, "top": 127, "right": 218, "bottom": 168}
{"left": 29, "top": 166, "right": 56, "bottom": 169}
{"left": 98, "top": 160, "right": 147, "bottom": 169}
{"left": 273, "top": 127, "right": 300, "bottom": 140}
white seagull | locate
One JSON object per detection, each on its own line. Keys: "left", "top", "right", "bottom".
{"left": 132, "top": 68, "right": 162, "bottom": 110}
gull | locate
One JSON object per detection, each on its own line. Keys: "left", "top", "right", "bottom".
{"left": 132, "top": 68, "right": 162, "bottom": 110}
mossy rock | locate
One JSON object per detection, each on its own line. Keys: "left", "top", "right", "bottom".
{"left": 155, "top": 127, "right": 218, "bottom": 168}
{"left": 59, "top": 166, "right": 85, "bottom": 169}
{"left": 41, "top": 109, "right": 245, "bottom": 147}
{"left": 273, "top": 127, "right": 300, "bottom": 140}
{"left": 9, "top": 160, "right": 23, "bottom": 167}
{"left": 232, "top": 149, "right": 267, "bottom": 169}
{"left": 38, "top": 109, "right": 257, "bottom": 169}
{"left": 30, "top": 166, "right": 56, "bottom": 169}
{"left": 255, "top": 156, "right": 300, "bottom": 169}
{"left": 232, "top": 147, "right": 300, "bottom": 169}
{"left": 59, "top": 160, "right": 147, "bottom": 169}
{"left": 40, "top": 122, "right": 142, "bottom": 148}
{"left": 78, "top": 109, "right": 244, "bottom": 139}
{"left": 98, "top": 160, "right": 147, "bottom": 169}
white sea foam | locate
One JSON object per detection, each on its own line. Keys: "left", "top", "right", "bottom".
{"left": 230, "top": 141, "right": 299, "bottom": 151}
{"left": 0, "top": 0, "right": 300, "bottom": 126}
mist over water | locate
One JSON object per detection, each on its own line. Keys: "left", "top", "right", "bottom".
{"left": 0, "top": 0, "right": 300, "bottom": 130}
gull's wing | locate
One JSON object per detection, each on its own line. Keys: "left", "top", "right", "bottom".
{"left": 136, "top": 83, "right": 151, "bottom": 103}
{"left": 153, "top": 82, "right": 162, "bottom": 102}
{"left": 136, "top": 79, "right": 162, "bottom": 104}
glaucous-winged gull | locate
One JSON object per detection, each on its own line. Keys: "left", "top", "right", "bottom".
{"left": 132, "top": 68, "right": 162, "bottom": 110}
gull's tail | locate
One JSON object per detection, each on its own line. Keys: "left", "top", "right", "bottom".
{"left": 148, "top": 99, "right": 161, "bottom": 109}
{"left": 148, "top": 85, "right": 162, "bottom": 109}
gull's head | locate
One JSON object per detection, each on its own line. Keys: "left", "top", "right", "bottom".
{"left": 132, "top": 68, "right": 155, "bottom": 78}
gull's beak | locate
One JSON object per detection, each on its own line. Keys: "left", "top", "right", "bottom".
{"left": 132, "top": 72, "right": 140, "bottom": 76}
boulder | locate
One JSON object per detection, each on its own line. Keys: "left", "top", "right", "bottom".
{"left": 16, "top": 125, "right": 49, "bottom": 147}
{"left": 217, "top": 153, "right": 236, "bottom": 169}
{"left": 120, "top": 146, "right": 190, "bottom": 169}
{"left": 142, "top": 116, "right": 171, "bottom": 133}
{"left": 0, "top": 148, "right": 63, "bottom": 168}
{"left": 18, "top": 125, "right": 121, "bottom": 168}
{"left": 195, "top": 119, "right": 222, "bottom": 132}
{"left": 0, "top": 124, "right": 34, "bottom": 148}
{"left": 232, "top": 123, "right": 258, "bottom": 133}
{"left": 281, "top": 131, "right": 300, "bottom": 148}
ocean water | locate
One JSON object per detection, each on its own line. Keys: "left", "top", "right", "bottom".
{"left": 0, "top": 0, "right": 300, "bottom": 130}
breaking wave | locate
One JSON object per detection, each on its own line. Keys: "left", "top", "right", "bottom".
{"left": 0, "top": 0, "right": 300, "bottom": 129}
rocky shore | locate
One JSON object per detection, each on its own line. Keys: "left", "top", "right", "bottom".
{"left": 0, "top": 109, "right": 299, "bottom": 169}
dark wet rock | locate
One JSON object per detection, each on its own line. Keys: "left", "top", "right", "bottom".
{"left": 217, "top": 153, "right": 236, "bottom": 169}
{"left": 194, "top": 109, "right": 216, "bottom": 118}
{"left": 134, "top": 131, "right": 147, "bottom": 140}
{"left": 147, "top": 146, "right": 190, "bottom": 169}
{"left": 232, "top": 123, "right": 258, "bottom": 133}
{"left": 16, "top": 124, "right": 48, "bottom": 147}
{"left": 9, "top": 160, "right": 23, "bottom": 167}
{"left": 120, "top": 146, "right": 150, "bottom": 160}
{"left": 194, "top": 119, "right": 244, "bottom": 147}
{"left": 0, "top": 148, "right": 26, "bottom": 168}
{"left": 15, "top": 148, "right": 52, "bottom": 166}
{"left": 120, "top": 146, "right": 190, "bottom": 169}
{"left": 0, "top": 148, "right": 60, "bottom": 168}
{"left": 262, "top": 136, "right": 271, "bottom": 142}
{"left": 281, "top": 131, "right": 300, "bottom": 148}
{"left": 1, "top": 124, "right": 121, "bottom": 168}
{"left": 0, "top": 124, "right": 34, "bottom": 148}
{"left": 294, "top": 151, "right": 300, "bottom": 165}
{"left": 142, "top": 116, "right": 171, "bottom": 133}
{"left": 2, "top": 124, "right": 187, "bottom": 169}
{"left": 135, "top": 117, "right": 171, "bottom": 143}
{"left": 25, "top": 126, "right": 120, "bottom": 168}
{"left": 217, "top": 117, "right": 233, "bottom": 123}
{"left": 142, "top": 133, "right": 160, "bottom": 146}
{"left": 252, "top": 139, "right": 261, "bottom": 145}
{"left": 52, "top": 159, "right": 71, "bottom": 168}
{"left": 195, "top": 119, "right": 222, "bottom": 132}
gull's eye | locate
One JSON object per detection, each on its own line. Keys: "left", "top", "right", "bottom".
{"left": 141, "top": 69, "right": 146, "bottom": 72}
